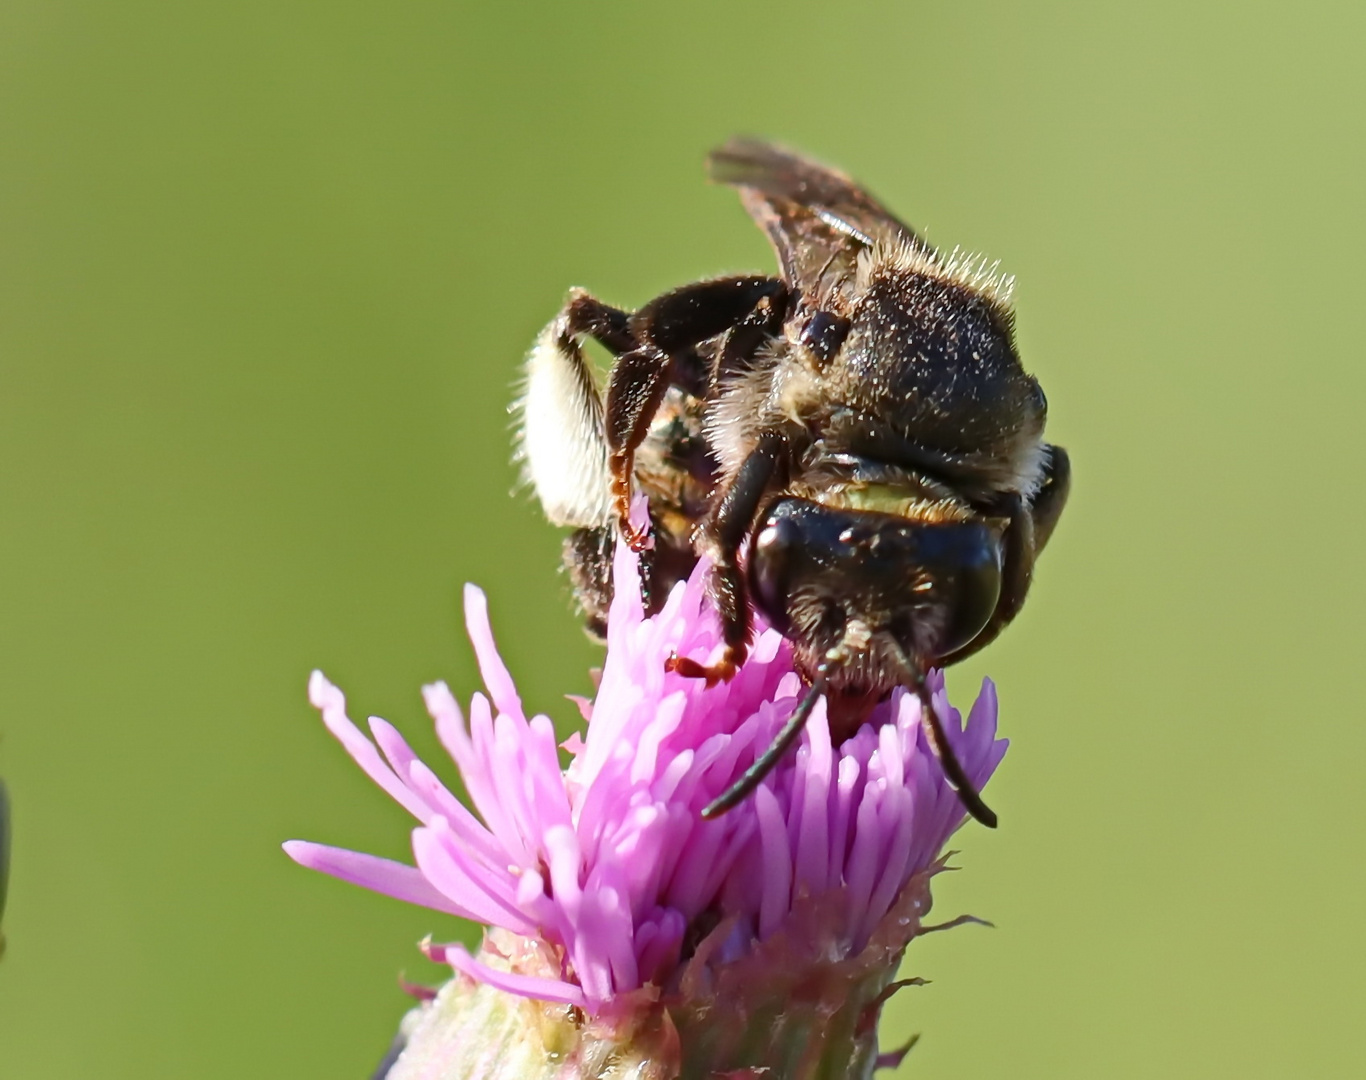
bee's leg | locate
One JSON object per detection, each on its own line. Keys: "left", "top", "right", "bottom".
{"left": 560, "top": 289, "right": 637, "bottom": 355}
{"left": 938, "top": 444, "right": 1070, "bottom": 667}
{"left": 563, "top": 512, "right": 678, "bottom": 638}
{"left": 702, "top": 667, "right": 830, "bottom": 818}
{"left": 607, "top": 277, "right": 787, "bottom": 549}
{"left": 667, "top": 432, "right": 788, "bottom": 684}
{"left": 1029, "top": 443, "right": 1071, "bottom": 555}
{"left": 912, "top": 672, "right": 998, "bottom": 828}
{"left": 710, "top": 285, "right": 790, "bottom": 382}
{"left": 518, "top": 299, "right": 622, "bottom": 532}
{"left": 527, "top": 289, "right": 695, "bottom": 598}
{"left": 562, "top": 526, "right": 615, "bottom": 641}
{"left": 603, "top": 346, "right": 675, "bottom": 551}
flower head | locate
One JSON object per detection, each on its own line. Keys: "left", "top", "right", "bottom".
{"left": 286, "top": 538, "right": 1006, "bottom": 1076}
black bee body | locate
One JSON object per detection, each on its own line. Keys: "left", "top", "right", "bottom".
{"left": 517, "top": 140, "right": 1070, "bottom": 826}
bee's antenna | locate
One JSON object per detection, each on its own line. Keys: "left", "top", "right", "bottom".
{"left": 892, "top": 645, "right": 997, "bottom": 829}
{"left": 917, "top": 682, "right": 997, "bottom": 827}
{"left": 701, "top": 668, "right": 830, "bottom": 820}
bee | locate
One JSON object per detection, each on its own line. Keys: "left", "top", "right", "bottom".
{"left": 517, "top": 139, "right": 1070, "bottom": 827}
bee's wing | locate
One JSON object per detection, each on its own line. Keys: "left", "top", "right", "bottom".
{"left": 707, "top": 138, "right": 933, "bottom": 293}
{"left": 513, "top": 315, "right": 614, "bottom": 529}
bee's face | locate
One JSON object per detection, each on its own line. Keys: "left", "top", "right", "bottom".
{"left": 749, "top": 497, "right": 1002, "bottom": 695}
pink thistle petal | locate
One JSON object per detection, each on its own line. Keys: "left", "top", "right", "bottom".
{"left": 282, "top": 841, "right": 479, "bottom": 920}
{"left": 860, "top": 787, "right": 917, "bottom": 946}
{"left": 652, "top": 747, "right": 696, "bottom": 805}
{"left": 629, "top": 692, "right": 686, "bottom": 785}
{"left": 428, "top": 941, "right": 586, "bottom": 1008}
{"left": 578, "top": 879, "right": 637, "bottom": 992}
{"left": 513, "top": 866, "right": 561, "bottom": 930}
{"left": 877, "top": 719, "right": 905, "bottom": 791}
{"left": 793, "top": 706, "right": 834, "bottom": 898}
{"left": 754, "top": 785, "right": 792, "bottom": 940}
{"left": 635, "top": 908, "right": 685, "bottom": 985}
{"left": 568, "top": 928, "right": 613, "bottom": 1005}
{"left": 844, "top": 790, "right": 882, "bottom": 934}
{"left": 461, "top": 692, "right": 528, "bottom": 862}
{"left": 423, "top": 681, "right": 481, "bottom": 790}
{"left": 424, "top": 683, "right": 527, "bottom": 864}
{"left": 526, "top": 714, "right": 573, "bottom": 825}
{"left": 411, "top": 823, "right": 535, "bottom": 936}
{"left": 544, "top": 823, "right": 585, "bottom": 925}
{"left": 403, "top": 759, "right": 505, "bottom": 866}
{"left": 368, "top": 717, "right": 426, "bottom": 794}
{"left": 462, "top": 584, "right": 523, "bottom": 720}
{"left": 309, "top": 671, "right": 433, "bottom": 823}
{"left": 829, "top": 756, "right": 861, "bottom": 890}
{"left": 691, "top": 814, "right": 759, "bottom": 920}
{"left": 664, "top": 810, "right": 732, "bottom": 916}
{"left": 601, "top": 803, "right": 670, "bottom": 911}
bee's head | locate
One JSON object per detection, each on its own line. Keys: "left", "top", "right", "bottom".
{"left": 747, "top": 496, "right": 1001, "bottom": 726}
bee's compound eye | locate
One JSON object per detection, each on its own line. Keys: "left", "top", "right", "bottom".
{"left": 750, "top": 513, "right": 801, "bottom": 635}
{"left": 798, "top": 311, "right": 851, "bottom": 365}
{"left": 924, "top": 523, "right": 1003, "bottom": 658}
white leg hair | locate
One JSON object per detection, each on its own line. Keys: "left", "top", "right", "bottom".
{"left": 512, "top": 312, "right": 614, "bottom": 528}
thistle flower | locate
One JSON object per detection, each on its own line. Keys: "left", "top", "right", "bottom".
{"left": 286, "top": 537, "right": 1006, "bottom": 1080}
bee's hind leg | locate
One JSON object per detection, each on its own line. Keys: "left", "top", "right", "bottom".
{"left": 560, "top": 290, "right": 637, "bottom": 355}
{"left": 562, "top": 525, "right": 615, "bottom": 641}
{"left": 520, "top": 293, "right": 670, "bottom": 631}
{"left": 516, "top": 294, "right": 623, "bottom": 534}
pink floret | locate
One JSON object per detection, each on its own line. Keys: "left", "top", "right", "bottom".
{"left": 285, "top": 539, "right": 1006, "bottom": 1012}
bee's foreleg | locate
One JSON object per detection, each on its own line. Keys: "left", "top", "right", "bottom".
{"left": 668, "top": 431, "right": 788, "bottom": 684}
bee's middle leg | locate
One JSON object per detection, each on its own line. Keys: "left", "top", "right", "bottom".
{"left": 605, "top": 276, "right": 787, "bottom": 549}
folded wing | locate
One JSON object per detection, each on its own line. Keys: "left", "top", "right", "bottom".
{"left": 707, "top": 138, "right": 934, "bottom": 295}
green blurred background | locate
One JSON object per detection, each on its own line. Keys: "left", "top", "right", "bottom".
{"left": 2, "top": 1, "right": 1363, "bottom": 1076}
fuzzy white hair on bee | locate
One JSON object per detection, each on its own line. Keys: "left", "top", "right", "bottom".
{"left": 512, "top": 311, "right": 613, "bottom": 529}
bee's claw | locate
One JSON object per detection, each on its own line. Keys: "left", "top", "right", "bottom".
{"left": 665, "top": 652, "right": 739, "bottom": 687}
{"left": 620, "top": 519, "right": 652, "bottom": 552}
